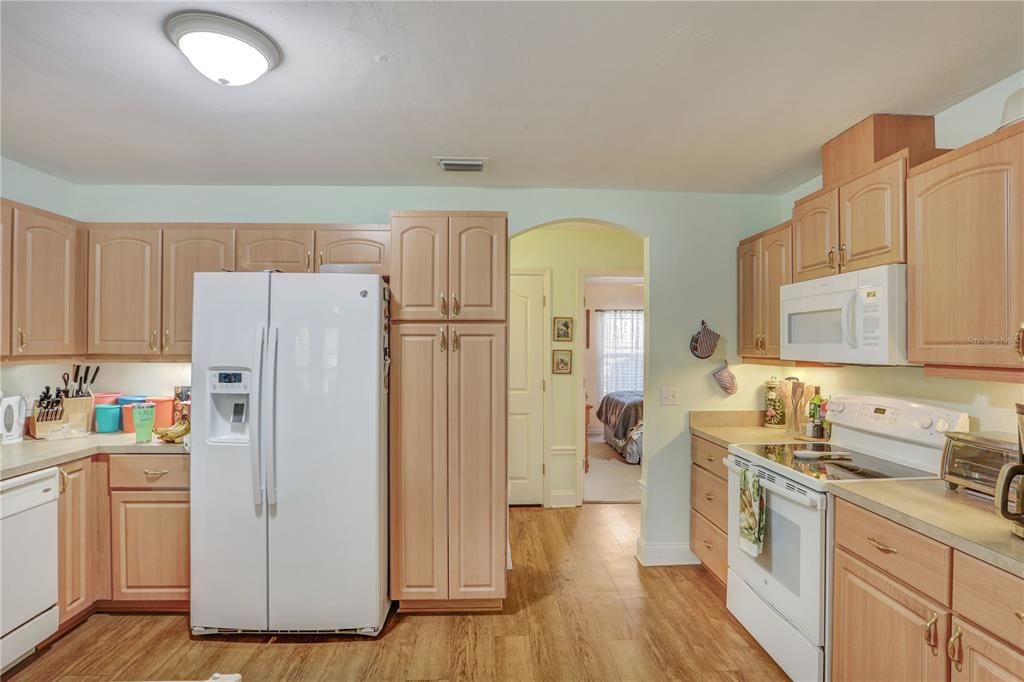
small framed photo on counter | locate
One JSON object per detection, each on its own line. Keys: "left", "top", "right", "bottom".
{"left": 552, "top": 349, "right": 573, "bottom": 374}
{"left": 553, "top": 316, "right": 574, "bottom": 342}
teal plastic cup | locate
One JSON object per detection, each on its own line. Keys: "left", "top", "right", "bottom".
{"left": 132, "top": 402, "right": 156, "bottom": 443}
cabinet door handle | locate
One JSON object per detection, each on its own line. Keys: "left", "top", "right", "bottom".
{"left": 702, "top": 540, "right": 713, "bottom": 549}
{"left": 143, "top": 469, "right": 169, "bottom": 477}
{"left": 451, "top": 329, "right": 460, "bottom": 352}
{"left": 947, "top": 626, "right": 962, "bottom": 669}
{"left": 451, "top": 293, "right": 461, "bottom": 317}
{"left": 703, "top": 493, "right": 715, "bottom": 502}
{"left": 866, "top": 536, "right": 897, "bottom": 554}
{"left": 163, "top": 329, "right": 170, "bottom": 352}
{"left": 319, "top": 250, "right": 325, "bottom": 268}
{"left": 440, "top": 329, "right": 447, "bottom": 352}
{"left": 17, "top": 327, "right": 26, "bottom": 353}
{"left": 922, "top": 613, "right": 938, "bottom": 653}
{"left": 827, "top": 247, "right": 836, "bottom": 270}
{"left": 1015, "top": 324, "right": 1024, "bottom": 360}
{"left": 58, "top": 469, "right": 68, "bottom": 494}
{"left": 839, "top": 243, "right": 847, "bottom": 268}
{"left": 440, "top": 294, "right": 448, "bottom": 318}
{"left": 150, "top": 329, "right": 158, "bottom": 352}
{"left": 305, "top": 251, "right": 311, "bottom": 272}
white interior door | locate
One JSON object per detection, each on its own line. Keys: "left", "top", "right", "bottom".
{"left": 508, "top": 273, "right": 546, "bottom": 505}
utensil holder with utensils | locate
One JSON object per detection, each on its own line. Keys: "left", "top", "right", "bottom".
{"left": 28, "top": 392, "right": 95, "bottom": 439}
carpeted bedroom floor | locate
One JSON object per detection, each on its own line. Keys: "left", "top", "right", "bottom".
{"left": 584, "top": 435, "right": 642, "bottom": 503}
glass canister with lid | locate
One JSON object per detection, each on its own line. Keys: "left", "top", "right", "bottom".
{"left": 763, "top": 376, "right": 786, "bottom": 429}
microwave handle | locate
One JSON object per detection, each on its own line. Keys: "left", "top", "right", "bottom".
{"left": 841, "top": 292, "right": 858, "bottom": 349}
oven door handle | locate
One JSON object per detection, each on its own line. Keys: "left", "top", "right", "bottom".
{"left": 725, "top": 459, "right": 826, "bottom": 511}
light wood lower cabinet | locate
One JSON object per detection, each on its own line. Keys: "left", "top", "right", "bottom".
{"left": 832, "top": 546, "right": 950, "bottom": 682}
{"left": 110, "top": 489, "right": 190, "bottom": 601}
{"left": 11, "top": 206, "right": 80, "bottom": 355}
{"left": 390, "top": 322, "right": 508, "bottom": 605}
{"left": 949, "top": 616, "right": 1024, "bottom": 681}
{"left": 58, "top": 459, "right": 93, "bottom": 623}
{"left": 689, "top": 436, "right": 728, "bottom": 585}
{"left": 87, "top": 226, "right": 162, "bottom": 355}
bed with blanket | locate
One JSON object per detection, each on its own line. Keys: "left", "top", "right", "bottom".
{"left": 595, "top": 391, "right": 644, "bottom": 465}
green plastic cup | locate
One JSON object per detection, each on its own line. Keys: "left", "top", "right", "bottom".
{"left": 132, "top": 402, "right": 156, "bottom": 443}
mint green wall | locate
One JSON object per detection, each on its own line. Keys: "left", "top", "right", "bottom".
{"left": 0, "top": 157, "right": 77, "bottom": 216}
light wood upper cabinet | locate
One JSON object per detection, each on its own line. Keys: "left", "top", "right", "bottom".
{"left": 949, "top": 616, "right": 1024, "bottom": 682}
{"left": 58, "top": 459, "right": 92, "bottom": 624}
{"left": 737, "top": 238, "right": 760, "bottom": 357}
{"left": 391, "top": 216, "right": 449, "bottom": 320}
{"left": 832, "top": 547, "right": 949, "bottom": 682}
{"left": 448, "top": 324, "right": 507, "bottom": 599}
{"left": 389, "top": 324, "right": 449, "bottom": 600}
{"left": 11, "top": 207, "right": 79, "bottom": 355}
{"left": 737, "top": 222, "right": 791, "bottom": 358}
{"left": 907, "top": 130, "right": 1024, "bottom": 367}
{"left": 839, "top": 155, "right": 907, "bottom": 273}
{"left": 162, "top": 227, "right": 235, "bottom": 355}
{"left": 1, "top": 205, "right": 11, "bottom": 356}
{"left": 792, "top": 188, "right": 840, "bottom": 282}
{"left": 315, "top": 226, "right": 390, "bottom": 274}
{"left": 448, "top": 216, "right": 507, "bottom": 321}
{"left": 236, "top": 226, "right": 314, "bottom": 273}
{"left": 88, "top": 227, "right": 162, "bottom": 355}
{"left": 760, "top": 224, "right": 792, "bottom": 357}
{"left": 110, "top": 490, "right": 190, "bottom": 601}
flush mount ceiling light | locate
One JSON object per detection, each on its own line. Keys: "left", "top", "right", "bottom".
{"left": 165, "top": 11, "right": 280, "bottom": 86}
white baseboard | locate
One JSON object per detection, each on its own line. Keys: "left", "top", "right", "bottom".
{"left": 547, "top": 489, "right": 578, "bottom": 508}
{"left": 635, "top": 537, "right": 700, "bottom": 566}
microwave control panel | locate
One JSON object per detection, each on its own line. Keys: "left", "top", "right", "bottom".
{"left": 857, "top": 286, "right": 883, "bottom": 348}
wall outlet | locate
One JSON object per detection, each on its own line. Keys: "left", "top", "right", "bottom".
{"left": 660, "top": 386, "right": 679, "bottom": 406}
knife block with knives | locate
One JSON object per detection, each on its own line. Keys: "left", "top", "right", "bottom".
{"left": 28, "top": 363, "right": 101, "bottom": 439}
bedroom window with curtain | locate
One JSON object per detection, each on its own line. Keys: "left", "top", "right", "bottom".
{"left": 598, "top": 309, "right": 644, "bottom": 394}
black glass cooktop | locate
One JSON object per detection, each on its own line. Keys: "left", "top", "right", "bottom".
{"left": 737, "top": 443, "right": 932, "bottom": 482}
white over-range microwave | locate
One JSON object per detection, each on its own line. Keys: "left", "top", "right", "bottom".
{"left": 780, "top": 263, "right": 910, "bottom": 365}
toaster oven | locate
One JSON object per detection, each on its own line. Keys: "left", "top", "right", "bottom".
{"left": 941, "top": 431, "right": 1021, "bottom": 497}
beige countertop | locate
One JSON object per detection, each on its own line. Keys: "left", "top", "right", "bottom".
{"left": 1, "top": 433, "right": 187, "bottom": 481}
{"left": 690, "top": 425, "right": 794, "bottom": 448}
{"left": 829, "top": 479, "right": 1024, "bottom": 578}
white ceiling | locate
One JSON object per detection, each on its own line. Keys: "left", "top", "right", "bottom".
{"left": 2, "top": 2, "right": 1022, "bottom": 192}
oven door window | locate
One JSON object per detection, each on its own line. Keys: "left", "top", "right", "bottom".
{"left": 728, "top": 467, "right": 826, "bottom": 645}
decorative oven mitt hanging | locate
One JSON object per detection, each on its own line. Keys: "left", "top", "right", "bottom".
{"left": 713, "top": 361, "right": 738, "bottom": 395}
{"left": 689, "top": 320, "right": 721, "bottom": 359}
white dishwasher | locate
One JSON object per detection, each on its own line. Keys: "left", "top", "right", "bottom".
{"left": 1, "top": 467, "right": 59, "bottom": 672}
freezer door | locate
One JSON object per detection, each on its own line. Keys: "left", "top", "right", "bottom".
{"left": 267, "top": 273, "right": 387, "bottom": 631}
{"left": 190, "top": 272, "right": 271, "bottom": 632}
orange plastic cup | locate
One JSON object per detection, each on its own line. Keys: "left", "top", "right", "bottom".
{"left": 147, "top": 396, "right": 174, "bottom": 429}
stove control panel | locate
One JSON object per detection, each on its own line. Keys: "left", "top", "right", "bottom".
{"left": 827, "top": 395, "right": 969, "bottom": 447}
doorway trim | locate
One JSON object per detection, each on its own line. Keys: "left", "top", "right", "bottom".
{"left": 510, "top": 268, "right": 553, "bottom": 507}
{"left": 576, "top": 266, "right": 645, "bottom": 507}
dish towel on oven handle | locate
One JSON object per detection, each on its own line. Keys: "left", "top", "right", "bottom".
{"left": 739, "top": 468, "right": 766, "bottom": 557}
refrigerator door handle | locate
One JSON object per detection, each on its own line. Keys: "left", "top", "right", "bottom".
{"left": 265, "top": 327, "right": 280, "bottom": 505}
{"left": 251, "top": 326, "right": 265, "bottom": 506}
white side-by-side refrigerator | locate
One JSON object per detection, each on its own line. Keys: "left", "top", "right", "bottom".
{"left": 190, "top": 272, "right": 390, "bottom": 635}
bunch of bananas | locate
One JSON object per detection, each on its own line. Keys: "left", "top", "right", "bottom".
{"left": 155, "top": 414, "right": 191, "bottom": 443}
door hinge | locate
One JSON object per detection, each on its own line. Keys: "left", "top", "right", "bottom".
{"left": 542, "top": 295, "right": 546, "bottom": 307}
{"left": 542, "top": 379, "right": 547, "bottom": 391}
{"left": 542, "top": 463, "right": 546, "bottom": 475}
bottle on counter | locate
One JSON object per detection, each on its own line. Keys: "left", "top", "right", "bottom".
{"left": 809, "top": 387, "right": 823, "bottom": 421}
{"left": 764, "top": 377, "right": 786, "bottom": 429}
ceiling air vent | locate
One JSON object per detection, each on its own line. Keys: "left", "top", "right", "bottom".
{"left": 434, "top": 157, "right": 488, "bottom": 172}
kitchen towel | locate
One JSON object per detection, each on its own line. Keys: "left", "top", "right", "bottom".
{"left": 739, "top": 468, "right": 766, "bottom": 557}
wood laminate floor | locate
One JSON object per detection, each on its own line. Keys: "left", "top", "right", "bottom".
{"left": 7, "top": 504, "right": 785, "bottom": 682}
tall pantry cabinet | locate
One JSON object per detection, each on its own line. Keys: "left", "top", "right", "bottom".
{"left": 389, "top": 211, "right": 508, "bottom": 610}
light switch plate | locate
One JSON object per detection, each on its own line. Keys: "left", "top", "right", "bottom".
{"left": 660, "top": 386, "right": 679, "bottom": 406}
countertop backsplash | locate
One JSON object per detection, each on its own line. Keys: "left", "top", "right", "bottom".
{"left": 0, "top": 362, "right": 192, "bottom": 399}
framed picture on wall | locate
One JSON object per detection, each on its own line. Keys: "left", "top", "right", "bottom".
{"left": 552, "top": 349, "right": 573, "bottom": 374}
{"left": 553, "top": 316, "right": 574, "bottom": 342}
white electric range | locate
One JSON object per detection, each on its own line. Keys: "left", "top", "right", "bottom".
{"left": 723, "top": 395, "right": 969, "bottom": 682}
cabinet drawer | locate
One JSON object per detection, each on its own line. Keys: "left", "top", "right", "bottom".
{"left": 691, "top": 509, "right": 726, "bottom": 584}
{"left": 835, "top": 498, "right": 951, "bottom": 605}
{"left": 691, "top": 464, "right": 727, "bottom": 531}
{"left": 109, "top": 455, "right": 189, "bottom": 489}
{"left": 691, "top": 436, "right": 728, "bottom": 480}
{"left": 953, "top": 551, "right": 1024, "bottom": 648}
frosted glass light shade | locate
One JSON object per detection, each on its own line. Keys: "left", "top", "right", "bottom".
{"left": 166, "top": 12, "right": 280, "bottom": 86}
